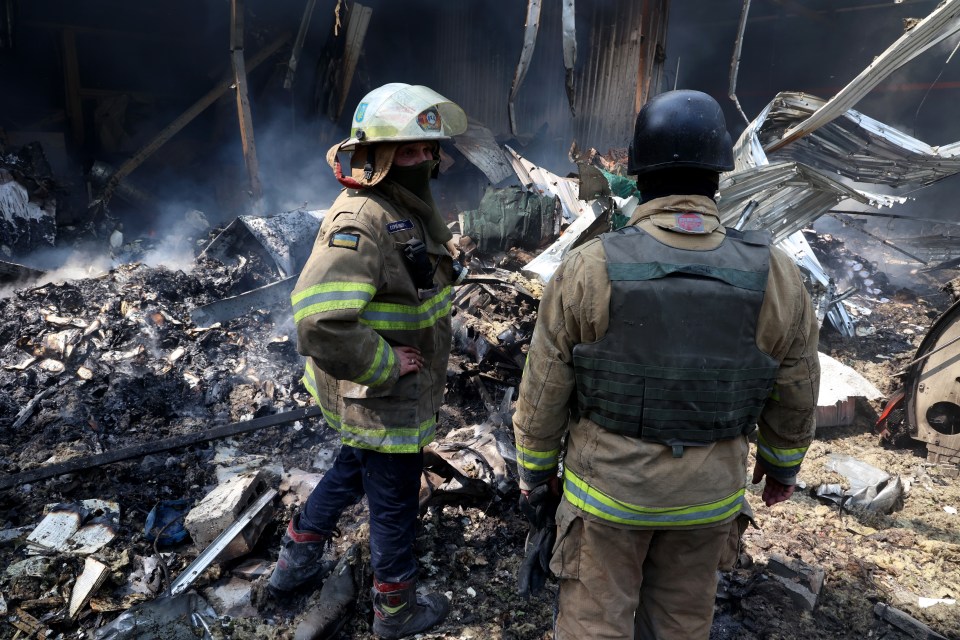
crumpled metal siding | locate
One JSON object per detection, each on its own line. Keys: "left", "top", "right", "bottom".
{"left": 727, "top": 1, "right": 960, "bottom": 246}
{"left": 757, "top": 92, "right": 960, "bottom": 187}
{"left": 718, "top": 160, "right": 905, "bottom": 245}
{"left": 763, "top": 0, "right": 960, "bottom": 154}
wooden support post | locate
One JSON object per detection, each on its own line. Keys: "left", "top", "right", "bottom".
{"left": 231, "top": 0, "right": 264, "bottom": 214}
{"left": 102, "top": 32, "right": 289, "bottom": 200}
{"left": 336, "top": 3, "right": 372, "bottom": 118}
{"left": 285, "top": 0, "right": 319, "bottom": 89}
{"left": 61, "top": 28, "right": 84, "bottom": 146}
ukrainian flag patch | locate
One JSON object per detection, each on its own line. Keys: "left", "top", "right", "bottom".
{"left": 329, "top": 232, "right": 360, "bottom": 250}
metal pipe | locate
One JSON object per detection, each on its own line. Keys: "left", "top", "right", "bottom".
{"left": 734, "top": 199, "right": 758, "bottom": 230}
{"left": 728, "top": 0, "right": 752, "bottom": 126}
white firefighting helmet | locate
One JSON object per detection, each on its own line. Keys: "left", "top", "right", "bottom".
{"left": 326, "top": 83, "right": 467, "bottom": 189}
{"left": 344, "top": 83, "right": 467, "bottom": 148}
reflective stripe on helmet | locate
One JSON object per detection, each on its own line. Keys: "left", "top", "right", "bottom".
{"left": 347, "top": 83, "right": 467, "bottom": 145}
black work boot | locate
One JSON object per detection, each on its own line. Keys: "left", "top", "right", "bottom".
{"left": 268, "top": 515, "right": 332, "bottom": 595}
{"left": 371, "top": 578, "right": 449, "bottom": 639}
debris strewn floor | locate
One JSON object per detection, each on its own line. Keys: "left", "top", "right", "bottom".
{"left": 2, "top": 222, "right": 960, "bottom": 640}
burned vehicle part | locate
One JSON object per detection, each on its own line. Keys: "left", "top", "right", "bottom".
{"left": 904, "top": 298, "right": 960, "bottom": 466}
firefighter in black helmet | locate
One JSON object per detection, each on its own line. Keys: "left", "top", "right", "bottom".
{"left": 514, "top": 89, "right": 821, "bottom": 638}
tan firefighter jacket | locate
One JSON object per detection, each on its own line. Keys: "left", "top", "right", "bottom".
{"left": 513, "top": 194, "right": 821, "bottom": 528}
{"left": 291, "top": 181, "right": 454, "bottom": 453}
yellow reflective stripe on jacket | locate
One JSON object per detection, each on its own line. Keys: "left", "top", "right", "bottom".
{"left": 339, "top": 417, "right": 436, "bottom": 453}
{"left": 353, "top": 338, "right": 395, "bottom": 387}
{"left": 301, "top": 363, "right": 434, "bottom": 453}
{"left": 360, "top": 286, "right": 452, "bottom": 330}
{"left": 516, "top": 443, "right": 560, "bottom": 471}
{"left": 756, "top": 431, "right": 807, "bottom": 473}
{"left": 563, "top": 467, "right": 744, "bottom": 527}
{"left": 291, "top": 281, "right": 377, "bottom": 322}
{"left": 302, "top": 363, "right": 322, "bottom": 404}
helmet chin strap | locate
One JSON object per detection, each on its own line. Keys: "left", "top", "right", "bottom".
{"left": 333, "top": 155, "right": 365, "bottom": 189}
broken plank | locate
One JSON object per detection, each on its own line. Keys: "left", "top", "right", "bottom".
{"left": 12, "top": 387, "right": 56, "bottom": 430}
{"left": 0, "top": 406, "right": 322, "bottom": 490}
{"left": 231, "top": 50, "right": 264, "bottom": 211}
{"left": 284, "top": 0, "right": 319, "bottom": 89}
{"left": 230, "top": 0, "right": 263, "bottom": 213}
{"left": 336, "top": 3, "right": 372, "bottom": 119}
{"left": 874, "top": 603, "right": 948, "bottom": 640}
{"left": 10, "top": 607, "right": 49, "bottom": 637}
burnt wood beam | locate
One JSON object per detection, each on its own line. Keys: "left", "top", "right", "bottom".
{"left": 0, "top": 406, "right": 323, "bottom": 490}
{"left": 231, "top": 0, "right": 264, "bottom": 213}
{"left": 101, "top": 32, "right": 289, "bottom": 201}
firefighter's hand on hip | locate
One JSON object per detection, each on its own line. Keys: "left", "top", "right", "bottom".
{"left": 394, "top": 345, "right": 424, "bottom": 376}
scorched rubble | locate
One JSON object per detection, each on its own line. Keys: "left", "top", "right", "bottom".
{"left": 1, "top": 231, "right": 959, "bottom": 639}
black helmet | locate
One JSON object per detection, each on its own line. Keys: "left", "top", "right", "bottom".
{"left": 628, "top": 90, "right": 734, "bottom": 176}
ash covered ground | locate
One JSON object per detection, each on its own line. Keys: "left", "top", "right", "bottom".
{"left": 1, "top": 228, "right": 959, "bottom": 640}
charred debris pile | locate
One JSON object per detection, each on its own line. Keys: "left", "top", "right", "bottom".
{"left": 0, "top": 179, "right": 545, "bottom": 637}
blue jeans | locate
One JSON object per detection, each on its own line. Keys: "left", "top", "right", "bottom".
{"left": 299, "top": 444, "right": 423, "bottom": 583}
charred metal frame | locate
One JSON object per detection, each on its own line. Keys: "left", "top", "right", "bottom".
{"left": 905, "top": 299, "right": 960, "bottom": 465}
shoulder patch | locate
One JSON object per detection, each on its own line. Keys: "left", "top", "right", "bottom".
{"left": 386, "top": 219, "right": 415, "bottom": 234}
{"left": 329, "top": 232, "right": 360, "bottom": 250}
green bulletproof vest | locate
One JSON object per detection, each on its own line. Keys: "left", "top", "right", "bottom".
{"left": 572, "top": 225, "right": 780, "bottom": 446}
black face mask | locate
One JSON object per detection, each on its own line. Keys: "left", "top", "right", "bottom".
{"left": 388, "top": 160, "right": 438, "bottom": 196}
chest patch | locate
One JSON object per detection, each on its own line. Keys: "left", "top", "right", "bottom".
{"left": 386, "top": 219, "right": 415, "bottom": 234}
{"left": 329, "top": 232, "right": 360, "bottom": 250}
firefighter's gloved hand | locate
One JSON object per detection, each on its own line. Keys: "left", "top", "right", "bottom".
{"left": 517, "top": 480, "right": 561, "bottom": 598}
{"left": 451, "top": 260, "right": 468, "bottom": 285}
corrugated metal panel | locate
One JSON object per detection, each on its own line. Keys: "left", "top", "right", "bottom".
{"left": 764, "top": 0, "right": 960, "bottom": 154}
{"left": 434, "top": 0, "right": 667, "bottom": 153}
{"left": 436, "top": 4, "right": 512, "bottom": 136}
{"left": 574, "top": 0, "right": 667, "bottom": 151}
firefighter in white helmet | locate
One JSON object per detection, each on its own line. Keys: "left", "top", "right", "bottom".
{"left": 271, "top": 83, "right": 467, "bottom": 640}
